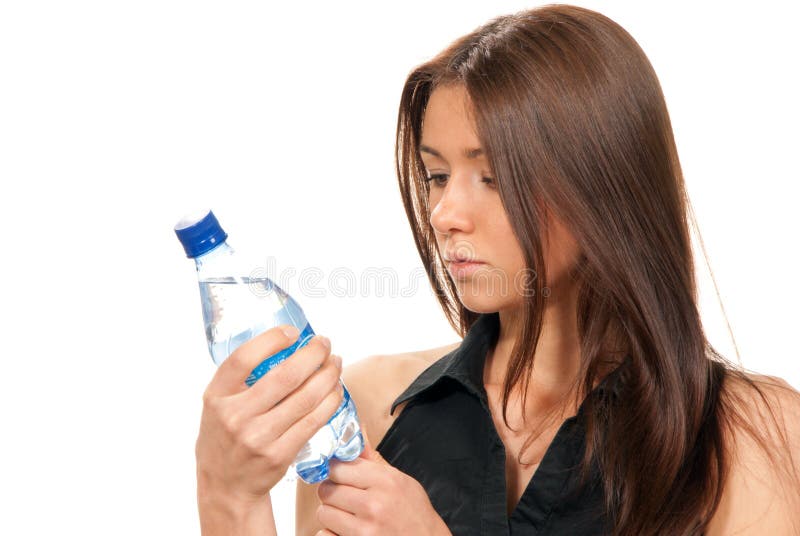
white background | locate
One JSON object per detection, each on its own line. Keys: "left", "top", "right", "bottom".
{"left": 1, "top": 1, "right": 797, "bottom": 534}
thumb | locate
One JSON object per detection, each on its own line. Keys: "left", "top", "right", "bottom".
{"left": 359, "top": 423, "right": 388, "bottom": 464}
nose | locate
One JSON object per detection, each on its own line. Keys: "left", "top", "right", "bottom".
{"left": 429, "top": 172, "right": 475, "bottom": 237}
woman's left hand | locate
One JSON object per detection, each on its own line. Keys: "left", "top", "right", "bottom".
{"left": 315, "top": 427, "right": 451, "bottom": 536}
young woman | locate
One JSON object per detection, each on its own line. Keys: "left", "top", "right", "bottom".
{"left": 197, "top": 5, "right": 800, "bottom": 535}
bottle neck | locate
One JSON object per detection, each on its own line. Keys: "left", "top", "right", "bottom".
{"left": 193, "top": 241, "right": 236, "bottom": 274}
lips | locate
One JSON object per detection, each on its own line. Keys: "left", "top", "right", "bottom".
{"left": 444, "top": 252, "right": 484, "bottom": 264}
{"left": 446, "top": 258, "right": 485, "bottom": 265}
{"left": 445, "top": 259, "right": 486, "bottom": 278}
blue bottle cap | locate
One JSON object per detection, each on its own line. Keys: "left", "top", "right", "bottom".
{"left": 174, "top": 209, "right": 228, "bottom": 258}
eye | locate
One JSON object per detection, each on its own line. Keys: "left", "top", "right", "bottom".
{"left": 424, "top": 174, "right": 449, "bottom": 187}
{"left": 423, "top": 174, "right": 496, "bottom": 188}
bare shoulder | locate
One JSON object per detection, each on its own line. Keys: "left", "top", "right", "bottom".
{"left": 707, "top": 372, "right": 800, "bottom": 535}
{"left": 341, "top": 341, "right": 462, "bottom": 445}
{"left": 294, "top": 341, "right": 460, "bottom": 536}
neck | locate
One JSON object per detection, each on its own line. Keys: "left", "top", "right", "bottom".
{"left": 483, "top": 282, "right": 581, "bottom": 397}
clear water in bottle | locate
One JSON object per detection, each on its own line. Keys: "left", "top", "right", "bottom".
{"left": 175, "top": 210, "right": 364, "bottom": 484}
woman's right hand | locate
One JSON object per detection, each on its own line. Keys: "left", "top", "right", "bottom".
{"left": 195, "top": 324, "right": 344, "bottom": 511}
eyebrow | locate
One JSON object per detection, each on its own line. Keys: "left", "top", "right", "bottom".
{"left": 420, "top": 144, "right": 485, "bottom": 159}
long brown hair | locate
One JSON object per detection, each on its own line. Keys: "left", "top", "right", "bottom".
{"left": 395, "top": 4, "right": 798, "bottom": 534}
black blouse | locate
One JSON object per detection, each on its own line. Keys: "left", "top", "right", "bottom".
{"left": 376, "top": 312, "right": 626, "bottom": 535}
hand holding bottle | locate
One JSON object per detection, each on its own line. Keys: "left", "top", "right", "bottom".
{"left": 175, "top": 209, "right": 364, "bottom": 485}
{"left": 196, "top": 324, "right": 344, "bottom": 512}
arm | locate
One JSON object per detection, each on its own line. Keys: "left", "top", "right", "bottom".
{"left": 296, "top": 355, "right": 387, "bottom": 536}
{"left": 707, "top": 375, "right": 800, "bottom": 535}
{"left": 193, "top": 326, "right": 343, "bottom": 536}
{"left": 295, "top": 478, "right": 323, "bottom": 536}
{"left": 198, "top": 482, "right": 277, "bottom": 536}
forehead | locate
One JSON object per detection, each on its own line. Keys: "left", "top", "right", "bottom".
{"left": 420, "top": 85, "right": 484, "bottom": 158}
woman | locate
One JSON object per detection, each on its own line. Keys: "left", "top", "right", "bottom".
{"left": 197, "top": 5, "right": 800, "bottom": 535}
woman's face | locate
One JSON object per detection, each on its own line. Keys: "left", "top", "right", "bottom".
{"left": 421, "top": 84, "right": 580, "bottom": 312}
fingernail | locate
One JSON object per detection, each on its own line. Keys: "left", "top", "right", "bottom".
{"left": 334, "top": 355, "right": 342, "bottom": 369}
{"left": 281, "top": 325, "right": 300, "bottom": 339}
{"left": 318, "top": 335, "right": 331, "bottom": 349}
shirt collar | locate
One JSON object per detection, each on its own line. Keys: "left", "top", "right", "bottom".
{"left": 390, "top": 311, "right": 630, "bottom": 416}
{"left": 390, "top": 312, "right": 499, "bottom": 416}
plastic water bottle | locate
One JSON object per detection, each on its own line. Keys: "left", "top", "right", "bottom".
{"left": 174, "top": 209, "right": 364, "bottom": 484}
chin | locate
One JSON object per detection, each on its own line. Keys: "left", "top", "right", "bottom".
{"left": 454, "top": 289, "right": 524, "bottom": 315}
{"left": 451, "top": 267, "right": 524, "bottom": 307}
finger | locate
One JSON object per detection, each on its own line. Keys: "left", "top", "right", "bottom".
{"left": 357, "top": 423, "right": 378, "bottom": 461}
{"left": 240, "top": 351, "right": 342, "bottom": 442}
{"left": 235, "top": 335, "right": 335, "bottom": 415}
{"left": 314, "top": 531, "right": 336, "bottom": 536}
{"left": 317, "top": 503, "right": 358, "bottom": 536}
{"left": 265, "top": 376, "right": 345, "bottom": 460}
{"left": 317, "top": 480, "right": 368, "bottom": 516}
{"left": 207, "top": 324, "right": 302, "bottom": 396}
{"left": 326, "top": 457, "right": 382, "bottom": 490}
{"left": 358, "top": 423, "right": 389, "bottom": 465}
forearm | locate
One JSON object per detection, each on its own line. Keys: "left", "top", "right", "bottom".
{"left": 198, "top": 485, "right": 277, "bottom": 536}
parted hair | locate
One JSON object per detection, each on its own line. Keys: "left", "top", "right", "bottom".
{"left": 394, "top": 4, "right": 799, "bottom": 534}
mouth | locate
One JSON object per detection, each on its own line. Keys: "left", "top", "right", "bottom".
{"left": 445, "top": 258, "right": 487, "bottom": 278}
{"left": 444, "top": 252, "right": 484, "bottom": 264}
{"left": 445, "top": 258, "right": 486, "bottom": 265}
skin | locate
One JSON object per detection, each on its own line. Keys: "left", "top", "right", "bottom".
{"left": 308, "top": 83, "right": 597, "bottom": 532}
{"left": 423, "top": 83, "right": 585, "bottom": 409}
{"left": 299, "top": 83, "right": 800, "bottom": 534}
{"left": 195, "top": 88, "right": 799, "bottom": 535}
{"left": 416, "top": 83, "right": 800, "bottom": 531}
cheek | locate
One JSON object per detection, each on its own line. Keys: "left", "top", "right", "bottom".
{"left": 478, "top": 219, "right": 529, "bottom": 297}
{"left": 489, "top": 214, "right": 526, "bottom": 270}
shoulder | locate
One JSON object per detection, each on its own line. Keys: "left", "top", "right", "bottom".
{"left": 294, "top": 341, "right": 461, "bottom": 536}
{"left": 707, "top": 372, "right": 800, "bottom": 535}
{"left": 341, "top": 341, "right": 461, "bottom": 446}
